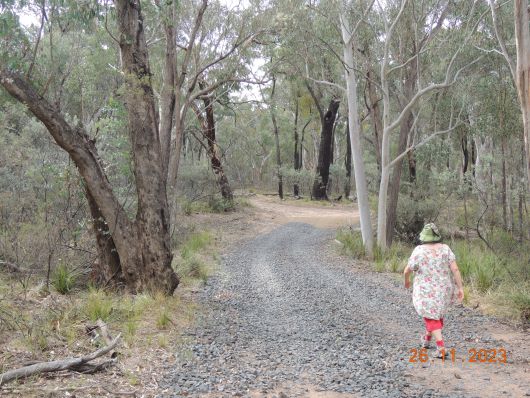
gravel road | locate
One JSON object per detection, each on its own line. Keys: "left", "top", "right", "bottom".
{"left": 161, "top": 223, "right": 529, "bottom": 398}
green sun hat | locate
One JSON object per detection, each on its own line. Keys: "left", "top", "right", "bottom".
{"left": 419, "top": 223, "right": 442, "bottom": 243}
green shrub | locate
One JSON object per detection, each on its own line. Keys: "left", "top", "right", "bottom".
{"left": 395, "top": 195, "right": 438, "bottom": 243}
{"left": 336, "top": 229, "right": 365, "bottom": 259}
{"left": 51, "top": 263, "right": 77, "bottom": 294}
{"left": 208, "top": 196, "right": 234, "bottom": 213}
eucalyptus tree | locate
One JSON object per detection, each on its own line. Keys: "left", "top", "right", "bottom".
{"left": 489, "top": 0, "right": 530, "bottom": 189}
{"left": 268, "top": 0, "right": 345, "bottom": 199}
{"left": 340, "top": 0, "right": 375, "bottom": 256}
{"left": 374, "top": 0, "right": 484, "bottom": 249}
{"left": 1, "top": 0, "right": 180, "bottom": 293}
{"left": 154, "top": 0, "right": 265, "bottom": 204}
{"left": 0, "top": 0, "right": 263, "bottom": 294}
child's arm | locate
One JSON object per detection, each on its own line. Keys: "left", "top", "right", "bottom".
{"left": 449, "top": 261, "right": 464, "bottom": 302}
{"left": 403, "top": 265, "right": 412, "bottom": 289}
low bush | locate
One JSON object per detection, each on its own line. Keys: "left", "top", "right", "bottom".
{"left": 208, "top": 196, "right": 234, "bottom": 212}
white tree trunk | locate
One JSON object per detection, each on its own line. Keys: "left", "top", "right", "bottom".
{"left": 377, "top": 63, "right": 393, "bottom": 249}
{"left": 515, "top": 0, "right": 530, "bottom": 188}
{"left": 341, "top": 16, "right": 374, "bottom": 257}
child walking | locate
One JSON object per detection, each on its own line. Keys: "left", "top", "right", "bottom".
{"left": 403, "top": 223, "right": 464, "bottom": 358}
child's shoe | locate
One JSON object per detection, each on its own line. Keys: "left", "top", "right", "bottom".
{"left": 421, "top": 335, "right": 432, "bottom": 349}
{"left": 433, "top": 347, "right": 448, "bottom": 359}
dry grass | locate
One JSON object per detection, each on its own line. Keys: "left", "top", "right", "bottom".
{"left": 0, "top": 276, "right": 200, "bottom": 397}
{"left": 0, "top": 223, "right": 220, "bottom": 397}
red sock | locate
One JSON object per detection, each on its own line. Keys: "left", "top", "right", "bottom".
{"left": 436, "top": 340, "right": 445, "bottom": 348}
{"left": 425, "top": 334, "right": 432, "bottom": 341}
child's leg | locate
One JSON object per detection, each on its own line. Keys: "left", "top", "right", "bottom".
{"left": 431, "top": 328, "right": 443, "bottom": 347}
{"left": 423, "top": 318, "right": 444, "bottom": 348}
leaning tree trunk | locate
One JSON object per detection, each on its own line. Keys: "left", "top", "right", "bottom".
{"left": 86, "top": 189, "right": 123, "bottom": 288}
{"left": 192, "top": 92, "right": 233, "bottom": 202}
{"left": 312, "top": 99, "right": 340, "bottom": 200}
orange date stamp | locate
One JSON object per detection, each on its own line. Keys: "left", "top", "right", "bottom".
{"left": 409, "top": 348, "right": 508, "bottom": 365}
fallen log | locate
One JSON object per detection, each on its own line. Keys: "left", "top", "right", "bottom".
{"left": 0, "top": 334, "right": 121, "bottom": 385}
{"left": 0, "top": 260, "right": 22, "bottom": 273}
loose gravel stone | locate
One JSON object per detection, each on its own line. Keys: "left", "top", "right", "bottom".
{"left": 159, "top": 223, "right": 527, "bottom": 397}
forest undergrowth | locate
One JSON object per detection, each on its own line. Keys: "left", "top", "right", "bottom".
{"left": 0, "top": 199, "right": 230, "bottom": 396}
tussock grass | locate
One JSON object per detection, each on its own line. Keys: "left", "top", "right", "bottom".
{"left": 0, "top": 276, "right": 198, "bottom": 364}
{"left": 51, "top": 263, "right": 77, "bottom": 294}
{"left": 180, "top": 231, "right": 212, "bottom": 260}
{"left": 336, "top": 229, "right": 365, "bottom": 259}
{"left": 84, "top": 289, "right": 114, "bottom": 322}
{"left": 174, "top": 230, "right": 217, "bottom": 285}
{"left": 179, "top": 256, "right": 209, "bottom": 282}
{"left": 156, "top": 308, "right": 172, "bottom": 330}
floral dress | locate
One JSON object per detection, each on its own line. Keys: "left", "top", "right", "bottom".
{"left": 407, "top": 244, "right": 457, "bottom": 320}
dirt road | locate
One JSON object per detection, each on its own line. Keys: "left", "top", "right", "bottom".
{"left": 161, "top": 197, "right": 529, "bottom": 397}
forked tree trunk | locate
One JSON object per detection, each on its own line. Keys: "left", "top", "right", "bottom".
{"left": 312, "top": 99, "right": 340, "bottom": 200}
{"left": 1, "top": 0, "right": 179, "bottom": 294}
{"left": 114, "top": 0, "right": 178, "bottom": 294}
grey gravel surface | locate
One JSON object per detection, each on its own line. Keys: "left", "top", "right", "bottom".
{"left": 160, "top": 223, "right": 527, "bottom": 398}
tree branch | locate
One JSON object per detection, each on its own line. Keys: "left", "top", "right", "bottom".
{"left": 0, "top": 335, "right": 121, "bottom": 385}
{"left": 489, "top": 0, "right": 516, "bottom": 81}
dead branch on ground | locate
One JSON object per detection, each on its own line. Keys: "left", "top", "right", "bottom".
{"left": 0, "top": 334, "right": 121, "bottom": 386}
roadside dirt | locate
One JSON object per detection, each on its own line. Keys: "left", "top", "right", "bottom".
{"left": 247, "top": 195, "right": 359, "bottom": 231}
